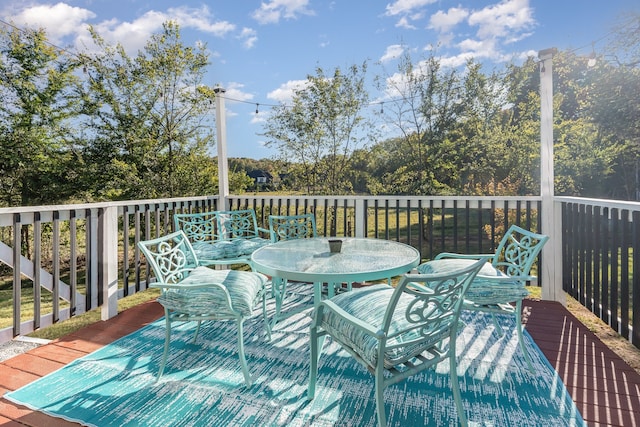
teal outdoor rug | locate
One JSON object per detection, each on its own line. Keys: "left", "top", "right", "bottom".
{"left": 6, "top": 284, "right": 585, "bottom": 426}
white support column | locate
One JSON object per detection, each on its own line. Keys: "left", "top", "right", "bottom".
{"left": 354, "top": 198, "right": 365, "bottom": 237}
{"left": 538, "top": 48, "right": 565, "bottom": 305}
{"left": 214, "top": 87, "right": 230, "bottom": 211}
{"left": 99, "top": 205, "right": 119, "bottom": 320}
{"left": 89, "top": 208, "right": 99, "bottom": 310}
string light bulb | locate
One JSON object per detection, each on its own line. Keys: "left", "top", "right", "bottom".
{"left": 587, "top": 43, "right": 597, "bottom": 67}
{"left": 255, "top": 103, "right": 259, "bottom": 114}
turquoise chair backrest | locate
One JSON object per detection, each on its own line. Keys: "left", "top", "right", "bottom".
{"left": 138, "top": 230, "right": 198, "bottom": 284}
{"left": 173, "top": 211, "right": 218, "bottom": 243}
{"left": 216, "top": 209, "right": 262, "bottom": 240}
{"left": 268, "top": 213, "right": 318, "bottom": 242}
{"left": 381, "top": 257, "right": 487, "bottom": 351}
{"left": 493, "top": 225, "right": 549, "bottom": 279}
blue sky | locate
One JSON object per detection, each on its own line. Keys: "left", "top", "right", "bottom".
{"left": 1, "top": 0, "right": 638, "bottom": 159}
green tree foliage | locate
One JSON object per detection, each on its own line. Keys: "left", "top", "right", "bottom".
{"left": 2, "top": 16, "right": 639, "bottom": 205}
{"left": 79, "top": 21, "right": 221, "bottom": 200}
{"left": 373, "top": 52, "right": 524, "bottom": 195}
{"left": 261, "top": 63, "right": 374, "bottom": 195}
{"left": 0, "top": 26, "right": 83, "bottom": 206}
{"left": 549, "top": 41, "right": 639, "bottom": 200}
{"left": 374, "top": 52, "right": 462, "bottom": 194}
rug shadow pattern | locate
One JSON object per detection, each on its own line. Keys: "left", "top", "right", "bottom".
{"left": 5, "top": 283, "right": 585, "bottom": 427}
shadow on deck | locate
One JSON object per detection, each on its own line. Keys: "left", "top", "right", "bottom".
{"left": 0, "top": 298, "right": 639, "bottom": 426}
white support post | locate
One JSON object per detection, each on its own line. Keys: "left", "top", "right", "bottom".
{"left": 99, "top": 205, "right": 119, "bottom": 320}
{"left": 538, "top": 48, "right": 565, "bottom": 305}
{"left": 214, "top": 87, "right": 230, "bottom": 211}
{"left": 354, "top": 198, "right": 365, "bottom": 238}
{"left": 89, "top": 208, "right": 99, "bottom": 310}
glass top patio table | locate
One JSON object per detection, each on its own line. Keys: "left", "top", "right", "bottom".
{"left": 251, "top": 237, "right": 421, "bottom": 307}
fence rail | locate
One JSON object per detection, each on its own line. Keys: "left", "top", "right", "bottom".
{"left": 559, "top": 197, "right": 640, "bottom": 345}
{"left": 3, "top": 194, "right": 636, "bottom": 350}
{"left": 0, "top": 197, "right": 218, "bottom": 343}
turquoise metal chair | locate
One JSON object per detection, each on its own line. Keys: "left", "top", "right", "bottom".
{"left": 268, "top": 213, "right": 318, "bottom": 242}
{"left": 308, "top": 258, "right": 488, "bottom": 427}
{"left": 267, "top": 213, "right": 318, "bottom": 327}
{"left": 418, "top": 224, "right": 549, "bottom": 371}
{"left": 138, "top": 230, "right": 270, "bottom": 386}
{"left": 173, "top": 210, "right": 270, "bottom": 268}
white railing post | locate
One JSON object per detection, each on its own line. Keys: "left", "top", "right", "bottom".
{"left": 98, "top": 205, "right": 119, "bottom": 319}
{"left": 214, "top": 87, "right": 229, "bottom": 211}
{"left": 538, "top": 47, "right": 565, "bottom": 305}
{"left": 355, "top": 198, "right": 365, "bottom": 237}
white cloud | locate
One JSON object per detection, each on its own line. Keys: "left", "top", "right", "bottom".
{"left": 239, "top": 27, "right": 258, "bottom": 49}
{"left": 84, "top": 11, "right": 167, "bottom": 54}
{"left": 438, "top": 53, "right": 475, "bottom": 68}
{"left": 87, "top": 6, "right": 236, "bottom": 54}
{"left": 5, "top": 2, "right": 95, "bottom": 43}
{"left": 468, "top": 0, "right": 535, "bottom": 40}
{"left": 267, "top": 79, "right": 310, "bottom": 104}
{"left": 428, "top": 7, "right": 469, "bottom": 33}
{"left": 380, "top": 44, "right": 405, "bottom": 63}
{"left": 250, "top": 111, "right": 268, "bottom": 124}
{"left": 385, "top": 0, "right": 437, "bottom": 17}
{"left": 224, "top": 82, "right": 255, "bottom": 102}
{"left": 385, "top": 0, "right": 437, "bottom": 30}
{"left": 252, "top": 0, "right": 314, "bottom": 25}
{"left": 166, "top": 6, "right": 235, "bottom": 36}
{"left": 5, "top": 3, "right": 237, "bottom": 55}
{"left": 395, "top": 16, "right": 416, "bottom": 29}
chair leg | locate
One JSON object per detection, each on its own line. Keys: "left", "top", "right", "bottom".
{"left": 449, "top": 337, "right": 468, "bottom": 427}
{"left": 262, "top": 286, "right": 272, "bottom": 341}
{"left": 515, "top": 300, "right": 534, "bottom": 372}
{"left": 157, "top": 313, "right": 171, "bottom": 381}
{"left": 271, "top": 277, "right": 287, "bottom": 329}
{"left": 193, "top": 320, "right": 202, "bottom": 343}
{"left": 236, "top": 318, "right": 253, "bottom": 387}
{"left": 490, "top": 312, "right": 505, "bottom": 336}
{"left": 374, "top": 364, "right": 387, "bottom": 427}
{"left": 307, "top": 322, "right": 319, "bottom": 400}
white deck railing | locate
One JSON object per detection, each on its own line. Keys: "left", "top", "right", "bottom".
{"left": 1, "top": 194, "right": 637, "bottom": 347}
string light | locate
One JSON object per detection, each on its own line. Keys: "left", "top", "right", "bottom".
{"left": 588, "top": 43, "right": 597, "bottom": 67}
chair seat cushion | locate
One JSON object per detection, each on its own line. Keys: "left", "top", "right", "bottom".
{"left": 417, "top": 259, "right": 529, "bottom": 305}
{"left": 191, "top": 237, "right": 270, "bottom": 262}
{"left": 320, "top": 284, "right": 449, "bottom": 369}
{"left": 232, "top": 237, "right": 270, "bottom": 256}
{"left": 191, "top": 241, "right": 234, "bottom": 261}
{"left": 157, "top": 267, "right": 265, "bottom": 317}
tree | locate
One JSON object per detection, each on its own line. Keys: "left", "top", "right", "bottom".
{"left": 0, "top": 26, "right": 83, "bottom": 206}
{"left": 261, "top": 63, "right": 373, "bottom": 195}
{"left": 374, "top": 51, "right": 466, "bottom": 195}
{"left": 587, "top": 16, "right": 640, "bottom": 199}
{"left": 79, "top": 21, "right": 220, "bottom": 200}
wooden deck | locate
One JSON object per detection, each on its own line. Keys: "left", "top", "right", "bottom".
{"left": 0, "top": 298, "right": 639, "bottom": 426}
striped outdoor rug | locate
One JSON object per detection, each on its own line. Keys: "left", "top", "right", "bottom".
{"left": 5, "top": 283, "right": 585, "bottom": 426}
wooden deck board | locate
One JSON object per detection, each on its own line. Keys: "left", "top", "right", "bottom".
{"left": 1, "top": 298, "right": 639, "bottom": 426}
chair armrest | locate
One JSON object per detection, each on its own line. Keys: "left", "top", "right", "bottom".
{"left": 149, "top": 281, "right": 232, "bottom": 291}
{"left": 150, "top": 281, "right": 236, "bottom": 310}
{"left": 257, "top": 226, "right": 270, "bottom": 234}
{"left": 476, "top": 274, "right": 535, "bottom": 283}
{"left": 435, "top": 252, "right": 495, "bottom": 260}
{"left": 319, "top": 300, "right": 384, "bottom": 339}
